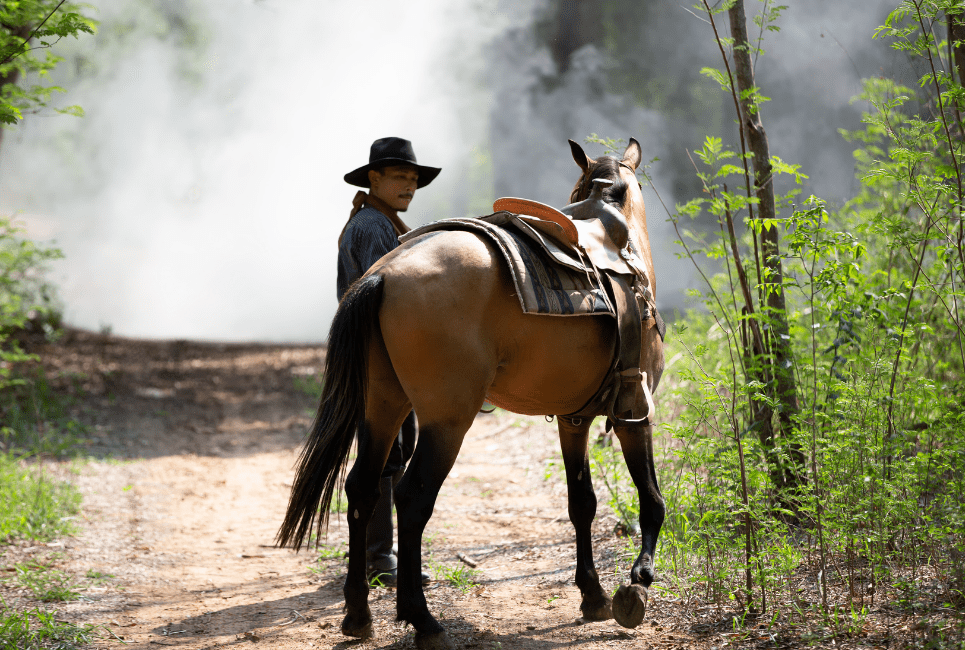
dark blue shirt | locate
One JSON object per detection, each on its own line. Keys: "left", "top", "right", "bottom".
{"left": 336, "top": 205, "right": 401, "bottom": 300}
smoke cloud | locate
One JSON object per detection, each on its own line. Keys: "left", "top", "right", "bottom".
{"left": 1, "top": 0, "right": 537, "bottom": 340}
{"left": 0, "top": 0, "right": 909, "bottom": 341}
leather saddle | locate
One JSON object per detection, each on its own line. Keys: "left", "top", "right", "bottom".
{"left": 485, "top": 179, "right": 665, "bottom": 428}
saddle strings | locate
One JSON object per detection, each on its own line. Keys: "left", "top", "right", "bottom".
{"left": 580, "top": 161, "right": 653, "bottom": 305}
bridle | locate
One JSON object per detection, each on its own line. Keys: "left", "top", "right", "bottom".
{"left": 572, "top": 160, "right": 642, "bottom": 203}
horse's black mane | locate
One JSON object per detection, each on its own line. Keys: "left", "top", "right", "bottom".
{"left": 573, "top": 155, "right": 630, "bottom": 207}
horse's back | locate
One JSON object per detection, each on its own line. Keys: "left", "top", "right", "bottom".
{"left": 371, "top": 229, "right": 615, "bottom": 417}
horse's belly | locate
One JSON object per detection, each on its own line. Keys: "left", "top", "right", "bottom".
{"left": 485, "top": 313, "right": 614, "bottom": 416}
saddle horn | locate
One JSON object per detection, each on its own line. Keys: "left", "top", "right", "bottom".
{"left": 560, "top": 178, "right": 630, "bottom": 250}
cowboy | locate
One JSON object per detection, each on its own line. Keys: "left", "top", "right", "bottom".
{"left": 338, "top": 137, "right": 440, "bottom": 586}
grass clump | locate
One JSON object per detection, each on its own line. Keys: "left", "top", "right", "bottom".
{"left": 308, "top": 542, "right": 347, "bottom": 576}
{"left": 0, "top": 454, "right": 79, "bottom": 543}
{"left": 433, "top": 563, "right": 481, "bottom": 593}
{"left": 1, "top": 156, "right": 93, "bottom": 650}
{"left": 0, "top": 369, "right": 87, "bottom": 459}
{"left": 8, "top": 561, "right": 81, "bottom": 603}
{"left": 315, "top": 542, "right": 346, "bottom": 561}
{"left": 0, "top": 605, "right": 97, "bottom": 650}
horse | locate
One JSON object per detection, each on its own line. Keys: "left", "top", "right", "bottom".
{"left": 277, "top": 138, "right": 665, "bottom": 650}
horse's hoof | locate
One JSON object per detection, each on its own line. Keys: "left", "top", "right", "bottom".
{"left": 341, "top": 612, "right": 374, "bottom": 639}
{"left": 415, "top": 630, "right": 455, "bottom": 650}
{"left": 580, "top": 596, "right": 613, "bottom": 621}
{"left": 612, "top": 583, "right": 647, "bottom": 628}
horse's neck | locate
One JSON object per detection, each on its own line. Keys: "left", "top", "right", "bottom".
{"left": 626, "top": 195, "right": 657, "bottom": 298}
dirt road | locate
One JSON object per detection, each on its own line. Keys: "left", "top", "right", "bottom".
{"left": 36, "top": 331, "right": 682, "bottom": 649}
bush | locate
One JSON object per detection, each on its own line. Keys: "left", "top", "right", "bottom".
{"left": 0, "top": 215, "right": 63, "bottom": 389}
{"left": 589, "top": 0, "right": 965, "bottom": 631}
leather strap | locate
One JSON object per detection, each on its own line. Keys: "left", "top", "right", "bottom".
{"left": 653, "top": 306, "right": 667, "bottom": 341}
{"left": 606, "top": 274, "right": 649, "bottom": 426}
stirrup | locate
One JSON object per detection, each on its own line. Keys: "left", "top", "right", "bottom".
{"left": 606, "top": 371, "right": 655, "bottom": 428}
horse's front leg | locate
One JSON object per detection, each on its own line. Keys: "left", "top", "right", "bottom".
{"left": 558, "top": 416, "right": 612, "bottom": 621}
{"left": 610, "top": 419, "right": 665, "bottom": 628}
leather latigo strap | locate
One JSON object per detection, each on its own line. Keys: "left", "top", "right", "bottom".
{"left": 559, "top": 273, "right": 654, "bottom": 428}
{"left": 654, "top": 307, "right": 666, "bottom": 341}
{"left": 606, "top": 275, "right": 651, "bottom": 427}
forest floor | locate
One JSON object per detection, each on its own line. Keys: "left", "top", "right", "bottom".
{"left": 2, "top": 328, "right": 960, "bottom": 649}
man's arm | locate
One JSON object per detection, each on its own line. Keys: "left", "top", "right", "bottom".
{"left": 336, "top": 210, "right": 400, "bottom": 300}
{"left": 356, "top": 213, "right": 400, "bottom": 271}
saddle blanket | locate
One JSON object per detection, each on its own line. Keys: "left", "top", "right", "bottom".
{"left": 399, "top": 217, "right": 614, "bottom": 318}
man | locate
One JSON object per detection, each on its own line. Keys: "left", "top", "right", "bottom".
{"left": 337, "top": 137, "right": 440, "bottom": 586}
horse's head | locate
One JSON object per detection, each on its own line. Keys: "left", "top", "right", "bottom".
{"left": 568, "top": 138, "right": 655, "bottom": 296}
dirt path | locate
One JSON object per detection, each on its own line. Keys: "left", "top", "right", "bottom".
{"left": 37, "top": 331, "right": 681, "bottom": 650}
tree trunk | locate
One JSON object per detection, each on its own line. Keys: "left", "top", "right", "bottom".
{"left": 948, "top": 13, "right": 965, "bottom": 91}
{"left": 728, "top": 0, "right": 804, "bottom": 489}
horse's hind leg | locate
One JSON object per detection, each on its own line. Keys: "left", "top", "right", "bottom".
{"left": 341, "top": 346, "right": 411, "bottom": 639}
{"left": 611, "top": 420, "right": 665, "bottom": 628}
{"left": 394, "top": 409, "right": 481, "bottom": 650}
{"left": 558, "top": 416, "right": 613, "bottom": 621}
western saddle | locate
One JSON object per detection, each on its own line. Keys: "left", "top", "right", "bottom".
{"left": 484, "top": 178, "right": 664, "bottom": 429}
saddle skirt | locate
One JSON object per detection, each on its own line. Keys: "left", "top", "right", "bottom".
{"left": 491, "top": 197, "right": 652, "bottom": 291}
{"left": 400, "top": 216, "right": 612, "bottom": 317}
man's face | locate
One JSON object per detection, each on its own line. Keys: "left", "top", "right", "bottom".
{"left": 369, "top": 165, "right": 419, "bottom": 212}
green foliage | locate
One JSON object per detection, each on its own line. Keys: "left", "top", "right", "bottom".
{"left": 1, "top": 218, "right": 93, "bottom": 460}
{"left": 586, "top": 0, "right": 965, "bottom": 630}
{"left": 328, "top": 487, "right": 348, "bottom": 514}
{"left": 293, "top": 374, "right": 324, "bottom": 400}
{"left": 308, "top": 542, "right": 346, "bottom": 577}
{"left": 584, "top": 133, "right": 627, "bottom": 156}
{"left": 8, "top": 560, "right": 80, "bottom": 602}
{"left": 0, "top": 217, "right": 63, "bottom": 388}
{"left": 0, "top": 454, "right": 79, "bottom": 542}
{"left": 1, "top": 368, "right": 87, "bottom": 458}
{"left": 0, "top": 1, "right": 96, "bottom": 126}
{"left": 647, "top": 317, "right": 802, "bottom": 606}
{"left": 433, "top": 563, "right": 481, "bottom": 593}
{"left": 0, "top": 605, "right": 96, "bottom": 650}
{"left": 315, "top": 542, "right": 346, "bottom": 561}
{"left": 587, "top": 438, "right": 639, "bottom": 533}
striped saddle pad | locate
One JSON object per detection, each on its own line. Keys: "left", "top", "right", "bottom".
{"left": 398, "top": 215, "right": 614, "bottom": 318}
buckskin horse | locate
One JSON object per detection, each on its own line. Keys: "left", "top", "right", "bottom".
{"left": 277, "top": 139, "right": 665, "bottom": 650}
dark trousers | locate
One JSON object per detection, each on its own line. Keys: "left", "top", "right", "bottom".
{"left": 366, "top": 411, "right": 416, "bottom": 571}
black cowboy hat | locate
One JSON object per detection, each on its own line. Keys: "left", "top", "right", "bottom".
{"left": 344, "top": 137, "right": 442, "bottom": 189}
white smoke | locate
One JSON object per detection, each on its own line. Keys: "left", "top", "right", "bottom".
{"left": 1, "top": 0, "right": 909, "bottom": 340}
{"left": 1, "top": 0, "right": 540, "bottom": 341}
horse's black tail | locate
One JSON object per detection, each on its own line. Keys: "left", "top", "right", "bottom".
{"left": 276, "top": 274, "right": 385, "bottom": 550}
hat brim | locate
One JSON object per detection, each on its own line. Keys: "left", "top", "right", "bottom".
{"left": 344, "top": 159, "right": 441, "bottom": 189}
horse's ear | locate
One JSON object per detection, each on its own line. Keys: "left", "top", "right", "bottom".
{"left": 569, "top": 139, "right": 591, "bottom": 172}
{"left": 622, "top": 138, "right": 642, "bottom": 170}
